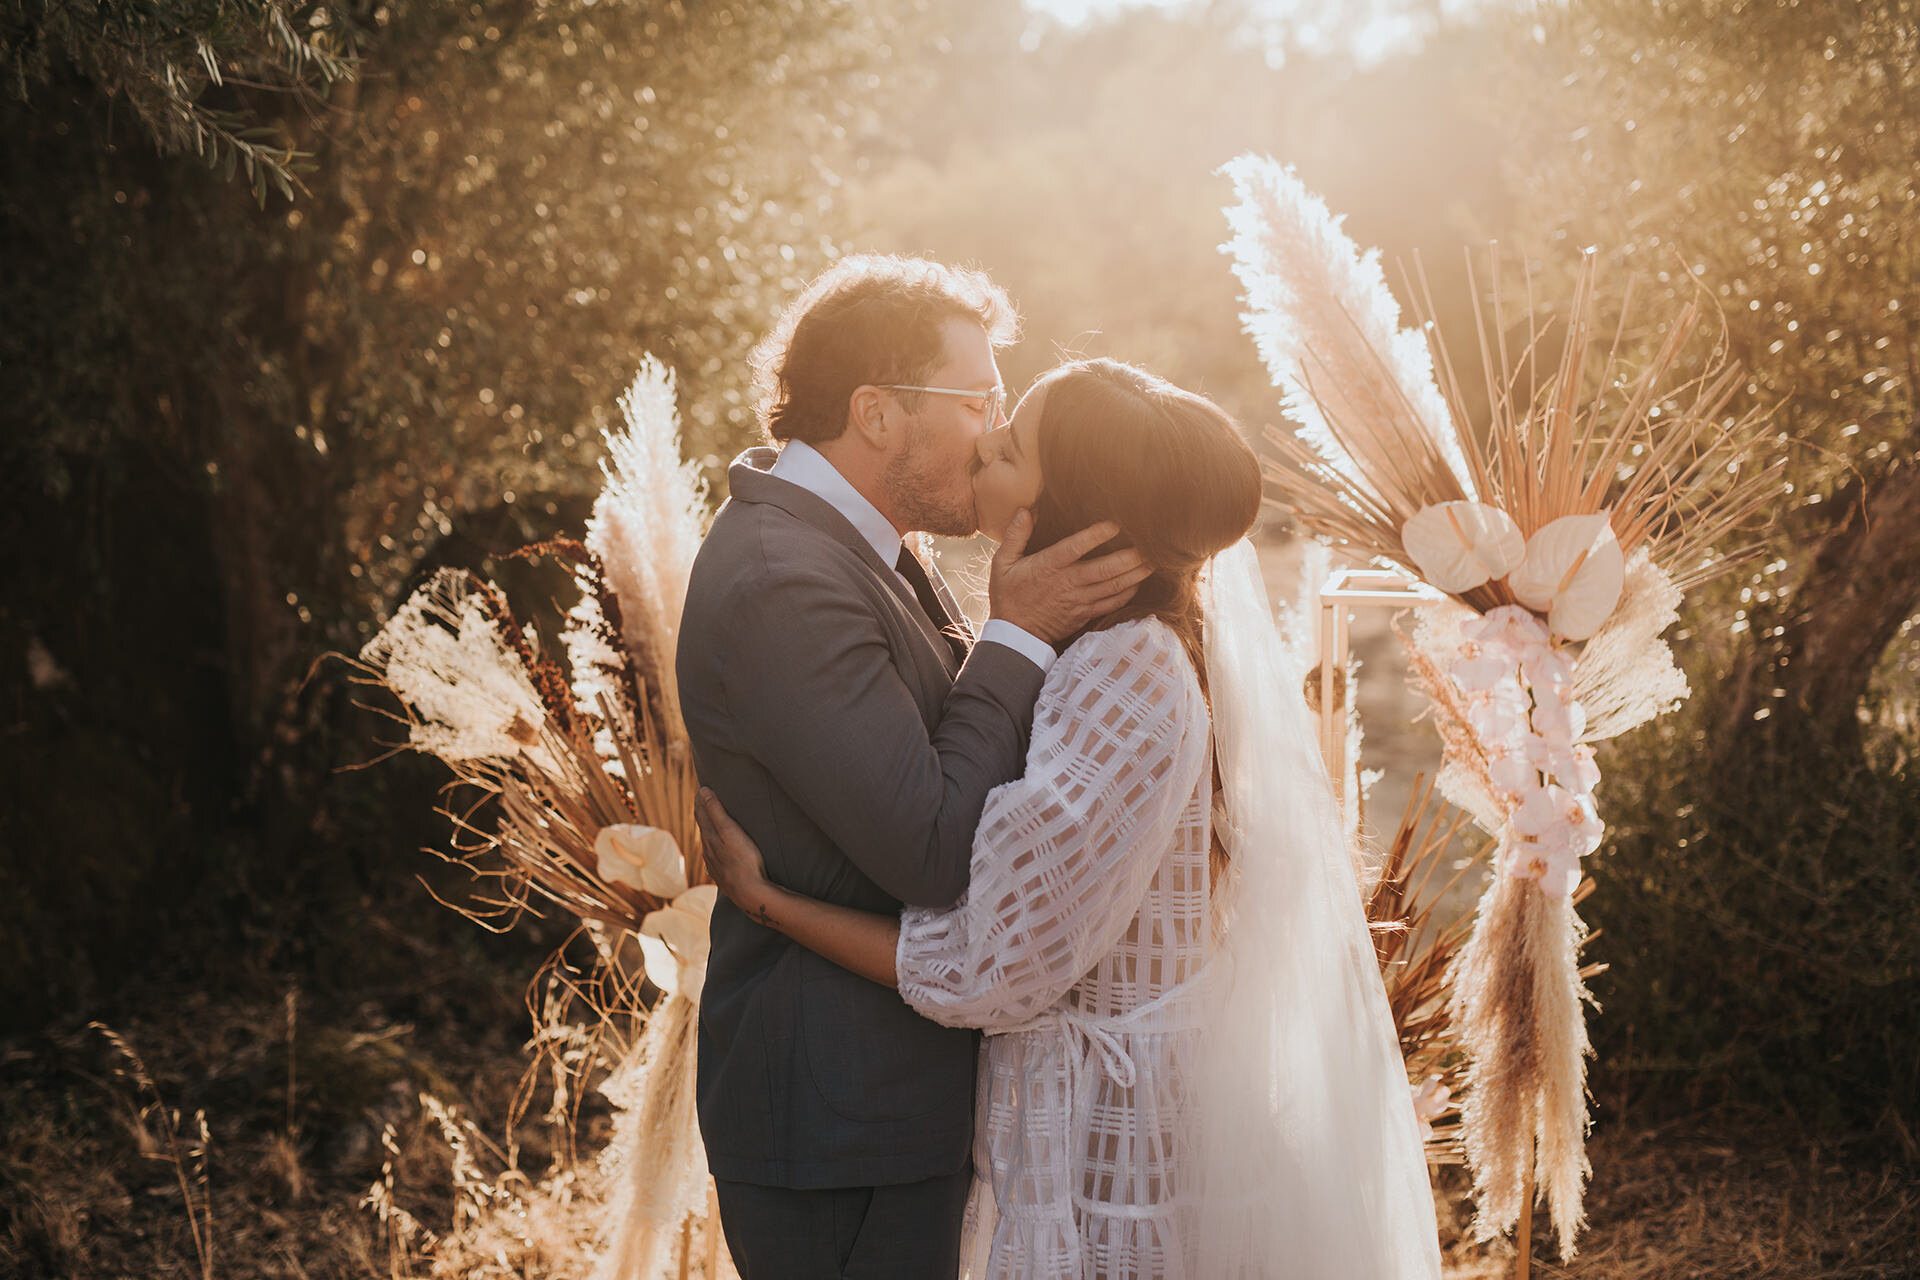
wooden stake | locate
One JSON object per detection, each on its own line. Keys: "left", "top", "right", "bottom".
{"left": 1514, "top": 1172, "right": 1535, "bottom": 1280}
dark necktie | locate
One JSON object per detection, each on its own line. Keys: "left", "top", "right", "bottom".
{"left": 895, "top": 546, "right": 970, "bottom": 666}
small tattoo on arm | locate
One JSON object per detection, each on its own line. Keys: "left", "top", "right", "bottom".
{"left": 747, "top": 902, "right": 777, "bottom": 929}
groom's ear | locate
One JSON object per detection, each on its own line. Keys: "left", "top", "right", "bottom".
{"left": 845, "top": 385, "right": 895, "bottom": 452}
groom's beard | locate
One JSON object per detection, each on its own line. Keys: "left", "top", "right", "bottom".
{"left": 885, "top": 419, "right": 977, "bottom": 537}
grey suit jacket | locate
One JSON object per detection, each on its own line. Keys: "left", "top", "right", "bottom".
{"left": 676, "top": 447, "right": 1047, "bottom": 1189}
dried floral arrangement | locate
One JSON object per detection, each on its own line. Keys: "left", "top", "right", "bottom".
{"left": 351, "top": 356, "right": 725, "bottom": 1280}
{"left": 1222, "top": 155, "right": 1782, "bottom": 1259}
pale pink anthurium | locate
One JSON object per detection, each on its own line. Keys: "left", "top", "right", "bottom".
{"left": 636, "top": 885, "right": 719, "bottom": 1000}
{"left": 594, "top": 822, "right": 690, "bottom": 899}
{"left": 1507, "top": 512, "right": 1626, "bottom": 641}
{"left": 1402, "top": 501, "right": 1526, "bottom": 594}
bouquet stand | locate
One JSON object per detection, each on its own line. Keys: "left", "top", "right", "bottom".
{"left": 1313, "top": 566, "right": 1440, "bottom": 801}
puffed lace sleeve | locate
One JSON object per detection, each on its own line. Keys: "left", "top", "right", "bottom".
{"left": 896, "top": 617, "right": 1210, "bottom": 1031}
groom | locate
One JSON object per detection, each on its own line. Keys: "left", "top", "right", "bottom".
{"left": 676, "top": 255, "right": 1147, "bottom": 1278}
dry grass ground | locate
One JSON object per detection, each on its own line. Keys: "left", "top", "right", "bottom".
{"left": 1435, "top": 1124, "right": 1919, "bottom": 1280}
{"left": 0, "top": 980, "right": 589, "bottom": 1279}
{"left": 3, "top": 989, "right": 1914, "bottom": 1278}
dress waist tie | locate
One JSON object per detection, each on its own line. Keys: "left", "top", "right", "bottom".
{"left": 994, "top": 969, "right": 1211, "bottom": 1277}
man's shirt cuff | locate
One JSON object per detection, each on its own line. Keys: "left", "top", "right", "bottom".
{"left": 979, "top": 620, "right": 1057, "bottom": 674}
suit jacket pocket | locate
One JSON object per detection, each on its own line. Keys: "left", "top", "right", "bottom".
{"left": 799, "top": 950, "right": 975, "bottom": 1125}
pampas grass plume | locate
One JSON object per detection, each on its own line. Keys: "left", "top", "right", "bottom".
{"left": 588, "top": 356, "right": 709, "bottom": 741}
{"left": 1222, "top": 155, "right": 1476, "bottom": 500}
{"left": 359, "top": 568, "right": 557, "bottom": 769}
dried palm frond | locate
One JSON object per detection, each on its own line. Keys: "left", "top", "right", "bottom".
{"left": 1364, "top": 773, "right": 1493, "bottom": 1164}
{"left": 354, "top": 571, "right": 709, "bottom": 1270}
{"left": 351, "top": 564, "right": 700, "bottom": 968}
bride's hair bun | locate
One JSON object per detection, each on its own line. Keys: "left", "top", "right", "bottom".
{"left": 1026, "top": 358, "right": 1261, "bottom": 676}
{"left": 1028, "top": 358, "right": 1260, "bottom": 574}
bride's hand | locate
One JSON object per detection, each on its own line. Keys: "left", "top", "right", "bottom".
{"left": 696, "top": 787, "right": 774, "bottom": 913}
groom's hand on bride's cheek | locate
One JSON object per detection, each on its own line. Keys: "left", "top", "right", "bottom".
{"left": 988, "top": 510, "right": 1152, "bottom": 645}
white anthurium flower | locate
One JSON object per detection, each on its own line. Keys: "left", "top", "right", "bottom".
{"left": 1402, "top": 501, "right": 1527, "bottom": 593}
{"left": 1411, "top": 1074, "right": 1453, "bottom": 1143}
{"left": 635, "top": 884, "right": 720, "bottom": 1001}
{"left": 1450, "top": 639, "right": 1516, "bottom": 693}
{"left": 594, "top": 823, "right": 690, "bottom": 900}
{"left": 1465, "top": 603, "right": 1552, "bottom": 652}
{"left": 1507, "top": 512, "right": 1627, "bottom": 641}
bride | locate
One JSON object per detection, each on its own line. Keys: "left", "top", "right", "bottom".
{"left": 698, "top": 357, "right": 1441, "bottom": 1278}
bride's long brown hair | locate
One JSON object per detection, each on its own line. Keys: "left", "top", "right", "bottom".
{"left": 1024, "top": 359, "right": 1261, "bottom": 875}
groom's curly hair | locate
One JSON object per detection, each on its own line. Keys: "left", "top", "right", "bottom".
{"left": 752, "top": 254, "right": 1018, "bottom": 445}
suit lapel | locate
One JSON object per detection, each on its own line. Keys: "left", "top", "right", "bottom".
{"left": 726, "top": 449, "right": 966, "bottom": 677}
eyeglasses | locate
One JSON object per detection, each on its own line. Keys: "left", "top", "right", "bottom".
{"left": 878, "top": 383, "right": 1006, "bottom": 428}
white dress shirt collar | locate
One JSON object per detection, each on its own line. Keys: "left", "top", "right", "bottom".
{"left": 771, "top": 438, "right": 903, "bottom": 570}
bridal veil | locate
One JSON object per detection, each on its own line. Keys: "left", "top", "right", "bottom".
{"left": 1197, "top": 539, "right": 1441, "bottom": 1278}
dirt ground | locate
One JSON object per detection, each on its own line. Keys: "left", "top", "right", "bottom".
{"left": 1435, "top": 1127, "right": 1919, "bottom": 1279}
{"left": 3, "top": 988, "right": 1914, "bottom": 1279}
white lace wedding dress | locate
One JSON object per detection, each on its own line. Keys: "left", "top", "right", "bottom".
{"left": 896, "top": 616, "right": 1214, "bottom": 1279}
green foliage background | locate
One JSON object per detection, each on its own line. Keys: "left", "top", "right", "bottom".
{"left": 0, "top": 0, "right": 925, "bottom": 1030}
{"left": 1499, "top": 0, "right": 1920, "bottom": 1133}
